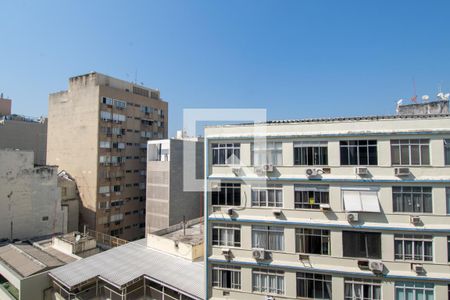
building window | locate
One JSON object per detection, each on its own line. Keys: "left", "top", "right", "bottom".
{"left": 252, "top": 141, "right": 283, "bottom": 166}
{"left": 296, "top": 272, "right": 332, "bottom": 299}
{"left": 394, "top": 234, "right": 433, "bottom": 262}
{"left": 294, "top": 141, "right": 328, "bottom": 166}
{"left": 212, "top": 143, "right": 240, "bottom": 165}
{"left": 212, "top": 223, "right": 241, "bottom": 247}
{"left": 447, "top": 188, "right": 450, "bottom": 215}
{"left": 42, "top": 216, "right": 49, "bottom": 221}
{"left": 445, "top": 140, "right": 450, "bottom": 165}
{"left": 251, "top": 185, "right": 283, "bottom": 207}
{"left": 295, "top": 228, "right": 330, "bottom": 255}
{"left": 294, "top": 185, "right": 329, "bottom": 209}
{"left": 61, "top": 187, "right": 67, "bottom": 197}
{"left": 344, "top": 278, "right": 381, "bottom": 300}
{"left": 395, "top": 281, "right": 434, "bottom": 300}
{"left": 392, "top": 186, "right": 432, "bottom": 213}
{"left": 100, "top": 141, "right": 111, "bottom": 148}
{"left": 391, "top": 139, "right": 430, "bottom": 165}
{"left": 211, "top": 183, "right": 241, "bottom": 206}
{"left": 252, "top": 225, "right": 284, "bottom": 251}
{"left": 114, "top": 99, "right": 127, "bottom": 109}
{"left": 340, "top": 140, "right": 378, "bottom": 165}
{"left": 102, "top": 97, "right": 113, "bottom": 105}
{"left": 99, "top": 186, "right": 110, "bottom": 194}
{"left": 342, "top": 188, "right": 381, "bottom": 212}
{"left": 212, "top": 265, "right": 241, "bottom": 290}
{"left": 252, "top": 268, "right": 284, "bottom": 295}
{"left": 343, "top": 231, "right": 381, "bottom": 259}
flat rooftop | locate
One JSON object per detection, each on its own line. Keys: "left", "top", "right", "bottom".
{"left": 56, "top": 232, "right": 95, "bottom": 245}
{"left": 49, "top": 238, "right": 204, "bottom": 299}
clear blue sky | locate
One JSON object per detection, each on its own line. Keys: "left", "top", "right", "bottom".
{"left": 1, "top": 1, "right": 450, "bottom": 136}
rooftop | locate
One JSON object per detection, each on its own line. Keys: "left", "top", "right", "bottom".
{"left": 0, "top": 243, "right": 76, "bottom": 278}
{"left": 56, "top": 232, "right": 95, "bottom": 245}
{"left": 152, "top": 217, "right": 204, "bottom": 246}
{"left": 49, "top": 238, "right": 204, "bottom": 299}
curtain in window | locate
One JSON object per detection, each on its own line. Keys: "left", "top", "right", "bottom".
{"left": 252, "top": 227, "right": 268, "bottom": 249}
{"left": 269, "top": 230, "right": 284, "bottom": 251}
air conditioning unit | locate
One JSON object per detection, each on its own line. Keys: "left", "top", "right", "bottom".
{"left": 412, "top": 263, "right": 425, "bottom": 274}
{"left": 395, "top": 167, "right": 410, "bottom": 177}
{"left": 410, "top": 215, "right": 421, "bottom": 225}
{"left": 306, "top": 168, "right": 322, "bottom": 177}
{"left": 254, "top": 166, "right": 264, "bottom": 175}
{"left": 319, "top": 203, "right": 331, "bottom": 211}
{"left": 231, "top": 167, "right": 241, "bottom": 176}
{"left": 272, "top": 209, "right": 282, "bottom": 217}
{"left": 265, "top": 296, "right": 275, "bottom": 300}
{"left": 355, "top": 167, "right": 369, "bottom": 176}
{"left": 369, "top": 260, "right": 384, "bottom": 274}
{"left": 357, "top": 259, "right": 369, "bottom": 270}
{"left": 222, "top": 248, "right": 232, "bottom": 257}
{"left": 226, "top": 208, "right": 234, "bottom": 216}
{"left": 252, "top": 248, "right": 266, "bottom": 260}
{"left": 298, "top": 254, "right": 310, "bottom": 260}
{"left": 347, "top": 213, "right": 359, "bottom": 222}
{"left": 262, "top": 164, "right": 274, "bottom": 172}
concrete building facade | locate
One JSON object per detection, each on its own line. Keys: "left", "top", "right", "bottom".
{"left": 47, "top": 72, "right": 168, "bottom": 241}
{"left": 0, "top": 95, "right": 12, "bottom": 116}
{"left": 0, "top": 115, "right": 47, "bottom": 165}
{"left": 205, "top": 113, "right": 450, "bottom": 299}
{"left": 0, "top": 149, "right": 64, "bottom": 241}
{"left": 58, "top": 171, "right": 80, "bottom": 233}
{"left": 146, "top": 135, "right": 204, "bottom": 233}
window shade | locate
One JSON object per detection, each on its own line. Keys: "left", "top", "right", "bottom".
{"left": 343, "top": 190, "right": 380, "bottom": 212}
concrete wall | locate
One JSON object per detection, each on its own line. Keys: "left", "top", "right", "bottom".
{"left": 58, "top": 177, "right": 80, "bottom": 232}
{"left": 398, "top": 100, "right": 449, "bottom": 115}
{"left": 20, "top": 271, "right": 52, "bottom": 300}
{"left": 0, "top": 150, "right": 63, "bottom": 240}
{"left": 0, "top": 119, "right": 47, "bottom": 165}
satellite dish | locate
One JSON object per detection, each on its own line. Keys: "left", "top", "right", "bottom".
{"left": 444, "top": 93, "right": 450, "bottom": 100}
{"left": 437, "top": 92, "right": 445, "bottom": 100}
{"left": 75, "top": 235, "right": 81, "bottom": 242}
{"left": 397, "top": 99, "right": 403, "bottom": 106}
{"left": 422, "top": 95, "right": 430, "bottom": 102}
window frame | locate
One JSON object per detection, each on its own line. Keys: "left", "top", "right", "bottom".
{"left": 211, "top": 143, "right": 241, "bottom": 165}
{"left": 390, "top": 139, "right": 430, "bottom": 166}
{"left": 394, "top": 234, "right": 433, "bottom": 262}
{"left": 252, "top": 268, "right": 285, "bottom": 295}
{"left": 342, "top": 231, "right": 382, "bottom": 259}
{"left": 211, "top": 183, "right": 241, "bottom": 206}
{"left": 212, "top": 223, "right": 241, "bottom": 247}
{"left": 344, "top": 278, "right": 381, "bottom": 300}
{"left": 394, "top": 281, "right": 434, "bottom": 300}
{"left": 392, "top": 186, "right": 433, "bottom": 213}
{"left": 295, "top": 228, "right": 330, "bottom": 255}
{"left": 296, "top": 272, "right": 332, "bottom": 300}
{"left": 252, "top": 225, "right": 285, "bottom": 251}
{"left": 340, "top": 140, "right": 378, "bottom": 166}
{"left": 251, "top": 185, "right": 283, "bottom": 208}
{"left": 252, "top": 141, "right": 283, "bottom": 166}
{"left": 294, "top": 185, "right": 330, "bottom": 209}
{"left": 212, "top": 265, "right": 241, "bottom": 290}
{"left": 293, "top": 141, "right": 328, "bottom": 166}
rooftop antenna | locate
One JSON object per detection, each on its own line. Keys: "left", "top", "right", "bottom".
{"left": 410, "top": 77, "right": 417, "bottom": 103}
{"left": 422, "top": 95, "right": 430, "bottom": 102}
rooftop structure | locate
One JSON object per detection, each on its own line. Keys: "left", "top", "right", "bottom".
{"left": 0, "top": 95, "right": 12, "bottom": 116}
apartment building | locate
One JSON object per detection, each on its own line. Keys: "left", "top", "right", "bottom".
{"left": 146, "top": 132, "right": 204, "bottom": 233}
{"left": 47, "top": 72, "right": 168, "bottom": 240}
{"left": 205, "top": 108, "right": 450, "bottom": 299}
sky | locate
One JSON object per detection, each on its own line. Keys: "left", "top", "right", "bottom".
{"left": 1, "top": 0, "right": 450, "bottom": 136}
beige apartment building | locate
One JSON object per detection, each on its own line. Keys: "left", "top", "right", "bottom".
{"left": 205, "top": 104, "right": 450, "bottom": 299}
{"left": 47, "top": 72, "right": 168, "bottom": 240}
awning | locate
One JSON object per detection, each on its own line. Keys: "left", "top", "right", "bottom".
{"left": 343, "top": 190, "right": 380, "bottom": 212}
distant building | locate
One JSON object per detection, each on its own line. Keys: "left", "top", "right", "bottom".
{"left": 0, "top": 94, "right": 12, "bottom": 116}
{"left": 47, "top": 72, "right": 168, "bottom": 241}
{"left": 0, "top": 114, "right": 47, "bottom": 165}
{"left": 58, "top": 171, "right": 80, "bottom": 233}
{"left": 146, "top": 132, "right": 204, "bottom": 233}
{"left": 397, "top": 99, "right": 449, "bottom": 115}
{"left": 49, "top": 218, "right": 204, "bottom": 299}
{"left": 0, "top": 149, "right": 64, "bottom": 240}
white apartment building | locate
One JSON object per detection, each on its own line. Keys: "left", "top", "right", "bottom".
{"left": 205, "top": 112, "right": 450, "bottom": 299}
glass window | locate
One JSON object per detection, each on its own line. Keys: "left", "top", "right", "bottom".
{"left": 340, "top": 140, "right": 378, "bottom": 165}
{"left": 343, "top": 231, "right": 381, "bottom": 259}
{"left": 392, "top": 186, "right": 432, "bottom": 213}
{"left": 251, "top": 185, "right": 283, "bottom": 207}
{"left": 212, "top": 265, "right": 241, "bottom": 290}
{"left": 295, "top": 228, "right": 330, "bottom": 255}
{"left": 445, "top": 140, "right": 450, "bottom": 165}
{"left": 294, "top": 185, "right": 329, "bottom": 209}
{"left": 447, "top": 188, "right": 450, "bottom": 215}
{"left": 252, "top": 141, "right": 283, "bottom": 166}
{"left": 297, "top": 272, "right": 332, "bottom": 299}
{"left": 212, "top": 143, "right": 240, "bottom": 165}
{"left": 344, "top": 278, "right": 381, "bottom": 300}
{"left": 394, "top": 234, "right": 433, "bottom": 261}
{"left": 252, "top": 268, "right": 284, "bottom": 295}
{"left": 211, "top": 183, "right": 241, "bottom": 206}
{"left": 252, "top": 225, "right": 284, "bottom": 251}
{"left": 391, "top": 139, "right": 430, "bottom": 165}
{"left": 294, "top": 141, "right": 328, "bottom": 165}
{"left": 212, "top": 223, "right": 241, "bottom": 247}
{"left": 395, "top": 281, "right": 434, "bottom": 300}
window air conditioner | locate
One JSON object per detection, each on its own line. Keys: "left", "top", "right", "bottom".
{"left": 231, "top": 167, "right": 241, "bottom": 176}
{"left": 369, "top": 260, "right": 384, "bottom": 274}
{"left": 306, "top": 168, "right": 323, "bottom": 177}
{"left": 395, "top": 167, "right": 410, "bottom": 177}
{"left": 226, "top": 208, "right": 234, "bottom": 216}
{"left": 272, "top": 209, "right": 282, "bottom": 217}
{"left": 357, "top": 259, "right": 369, "bottom": 270}
{"left": 411, "top": 263, "right": 425, "bottom": 274}
{"left": 262, "top": 164, "right": 274, "bottom": 172}
{"left": 410, "top": 215, "right": 421, "bottom": 225}
{"left": 355, "top": 167, "right": 369, "bottom": 176}
{"left": 319, "top": 203, "right": 331, "bottom": 211}
{"left": 252, "top": 248, "right": 266, "bottom": 260}
{"left": 347, "top": 213, "right": 359, "bottom": 222}
{"left": 221, "top": 248, "right": 232, "bottom": 257}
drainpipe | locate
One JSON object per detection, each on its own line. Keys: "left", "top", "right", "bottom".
{"left": 203, "top": 137, "right": 209, "bottom": 300}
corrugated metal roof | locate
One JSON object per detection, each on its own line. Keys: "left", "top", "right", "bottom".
{"left": 49, "top": 239, "right": 204, "bottom": 299}
{"left": 0, "top": 244, "right": 69, "bottom": 278}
